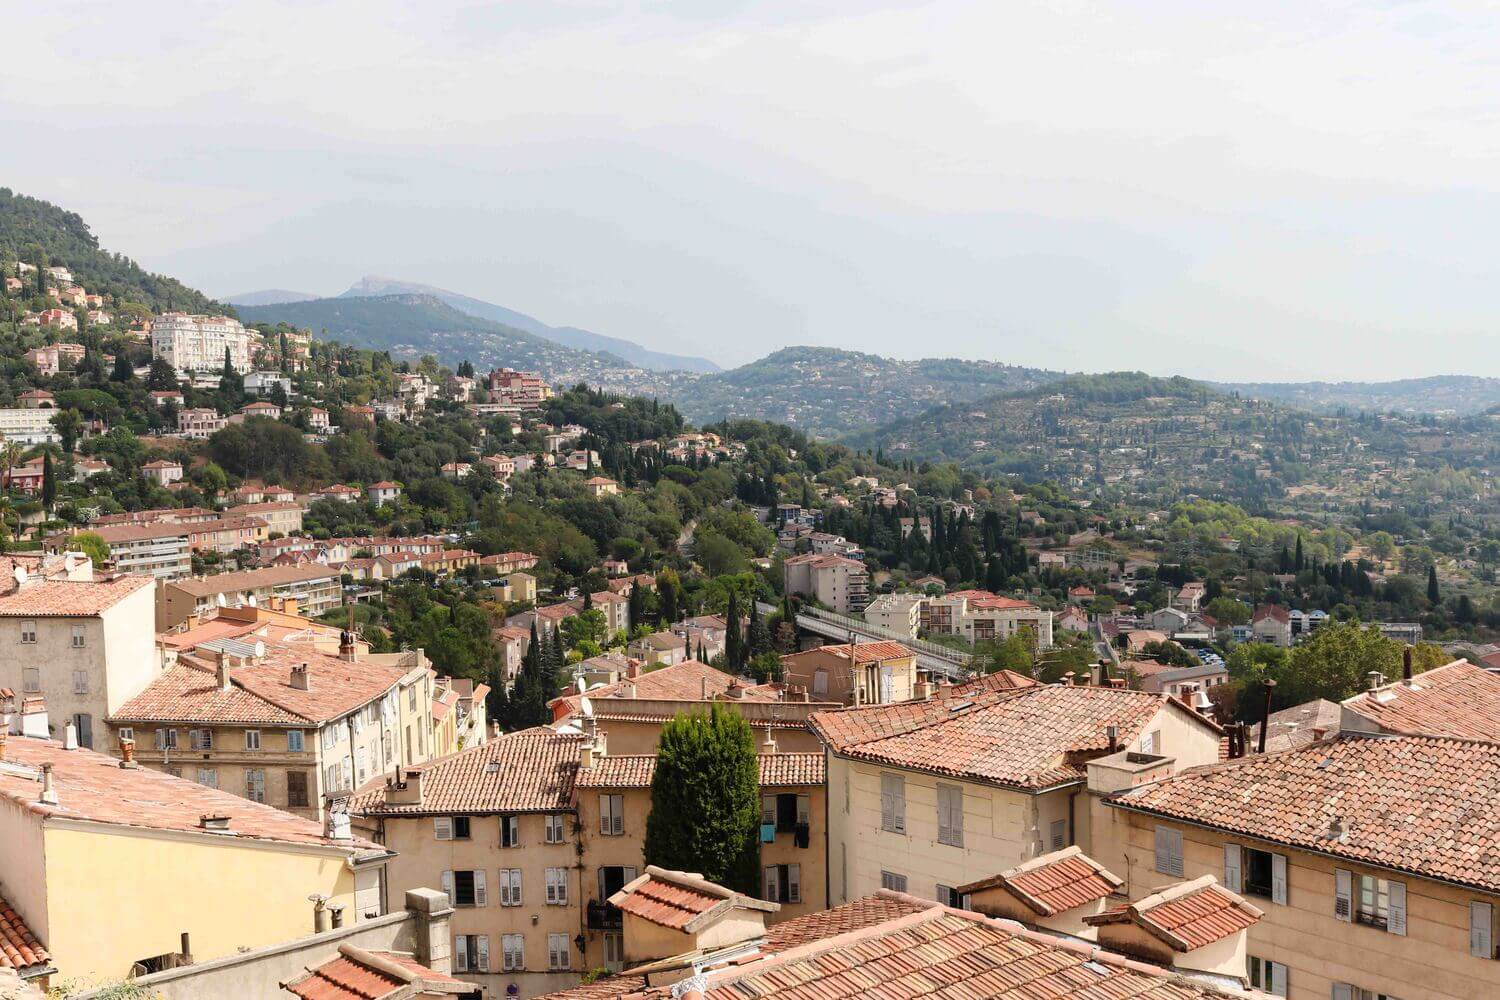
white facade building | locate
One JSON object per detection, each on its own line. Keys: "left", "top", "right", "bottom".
{"left": 151, "top": 313, "right": 254, "bottom": 373}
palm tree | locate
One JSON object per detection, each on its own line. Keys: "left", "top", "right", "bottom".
{"left": 0, "top": 438, "right": 22, "bottom": 491}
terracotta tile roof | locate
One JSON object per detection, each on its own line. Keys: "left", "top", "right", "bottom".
{"left": 167, "top": 563, "right": 339, "bottom": 597}
{"left": 577, "top": 753, "right": 825, "bottom": 789}
{"left": 1085, "top": 876, "right": 1261, "bottom": 951}
{"left": 942, "top": 670, "right": 1038, "bottom": 697}
{"left": 785, "top": 641, "right": 913, "bottom": 664}
{"left": 0, "top": 895, "right": 48, "bottom": 973}
{"left": 1262, "top": 698, "right": 1342, "bottom": 753}
{"left": 350, "top": 727, "right": 582, "bottom": 816}
{"left": 957, "top": 846, "right": 1122, "bottom": 916}
{"left": 1113, "top": 733, "right": 1500, "bottom": 893}
{"left": 0, "top": 735, "right": 378, "bottom": 851}
{"left": 782, "top": 553, "right": 864, "bottom": 570}
{"left": 1253, "top": 604, "right": 1290, "bottom": 623}
{"left": 287, "top": 947, "right": 465, "bottom": 1000}
{"left": 117, "top": 642, "right": 411, "bottom": 725}
{"left": 551, "top": 661, "right": 775, "bottom": 717}
{"left": 611, "top": 871, "right": 728, "bottom": 930}
{"left": 1341, "top": 659, "right": 1500, "bottom": 740}
{"left": 0, "top": 574, "right": 151, "bottom": 617}
{"left": 681, "top": 899, "right": 1244, "bottom": 1000}
{"left": 812, "top": 684, "right": 1206, "bottom": 790}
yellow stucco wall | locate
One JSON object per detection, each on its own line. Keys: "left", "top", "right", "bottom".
{"left": 42, "top": 823, "right": 358, "bottom": 983}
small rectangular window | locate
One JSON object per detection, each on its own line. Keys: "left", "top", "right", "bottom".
{"left": 548, "top": 933, "right": 570, "bottom": 971}
{"left": 189, "top": 728, "right": 213, "bottom": 751}
{"left": 1248, "top": 957, "right": 1287, "bottom": 997}
{"left": 502, "top": 933, "right": 524, "bottom": 972}
{"left": 244, "top": 730, "right": 261, "bottom": 751}
{"left": 880, "top": 870, "right": 908, "bottom": 893}
{"left": 70, "top": 624, "right": 85, "bottom": 648}
{"left": 501, "top": 814, "right": 520, "bottom": 847}
{"left": 22, "top": 667, "right": 39, "bottom": 693}
{"left": 195, "top": 767, "right": 218, "bottom": 789}
{"left": 546, "top": 867, "right": 569, "bottom": 905}
{"left": 117, "top": 727, "right": 134, "bottom": 745}
{"left": 20, "top": 621, "right": 36, "bottom": 644}
{"left": 287, "top": 729, "right": 305, "bottom": 752}
{"left": 936, "top": 884, "right": 966, "bottom": 909}
{"left": 72, "top": 669, "right": 89, "bottom": 695}
{"left": 600, "top": 794, "right": 624, "bottom": 836}
{"left": 545, "top": 813, "right": 566, "bottom": 844}
{"left": 245, "top": 768, "right": 266, "bottom": 803}
{"left": 156, "top": 728, "right": 178, "bottom": 750}
{"left": 500, "top": 868, "right": 523, "bottom": 906}
{"left": 880, "top": 773, "right": 906, "bottom": 833}
{"left": 452, "top": 816, "right": 471, "bottom": 840}
{"left": 287, "top": 770, "right": 309, "bottom": 808}
{"left": 1049, "top": 819, "right": 1067, "bottom": 851}
{"left": 937, "top": 783, "right": 963, "bottom": 847}
{"left": 1154, "top": 826, "right": 1184, "bottom": 877}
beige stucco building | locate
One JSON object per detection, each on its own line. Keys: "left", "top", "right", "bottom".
{"left": 813, "top": 680, "right": 1222, "bottom": 910}
{"left": 0, "top": 554, "right": 157, "bottom": 751}
{"left": 779, "top": 641, "right": 918, "bottom": 706}
{"left": 156, "top": 564, "right": 344, "bottom": 631}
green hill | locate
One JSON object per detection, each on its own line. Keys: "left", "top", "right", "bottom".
{"left": 0, "top": 187, "right": 223, "bottom": 314}
{"left": 238, "top": 293, "right": 635, "bottom": 379}
{"left": 671, "top": 346, "right": 1064, "bottom": 439}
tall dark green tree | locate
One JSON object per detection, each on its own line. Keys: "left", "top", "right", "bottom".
{"left": 110, "top": 349, "right": 135, "bottom": 382}
{"left": 1427, "top": 565, "right": 1440, "bottom": 604}
{"left": 725, "top": 590, "right": 743, "bottom": 669}
{"left": 644, "top": 705, "right": 760, "bottom": 894}
{"left": 40, "top": 451, "right": 55, "bottom": 513}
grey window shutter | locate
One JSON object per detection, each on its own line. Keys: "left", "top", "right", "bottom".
{"left": 1222, "top": 844, "right": 1242, "bottom": 893}
{"left": 1270, "top": 961, "right": 1287, "bottom": 998}
{"left": 434, "top": 817, "right": 452, "bottom": 841}
{"left": 1271, "top": 853, "right": 1288, "bottom": 905}
{"left": 1471, "top": 901, "right": 1493, "bottom": 959}
{"left": 1331, "top": 984, "right": 1352, "bottom": 1000}
{"left": 441, "top": 871, "right": 454, "bottom": 905}
{"left": 764, "top": 866, "right": 777, "bottom": 901}
{"left": 1333, "top": 869, "right": 1352, "bottom": 922}
{"left": 1387, "top": 880, "right": 1406, "bottom": 936}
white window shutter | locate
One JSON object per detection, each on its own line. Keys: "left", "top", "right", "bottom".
{"left": 1271, "top": 853, "right": 1288, "bottom": 905}
{"left": 761, "top": 795, "right": 775, "bottom": 825}
{"left": 441, "top": 871, "right": 454, "bottom": 905}
{"left": 1222, "top": 844, "right": 1242, "bottom": 893}
{"left": 1331, "top": 984, "right": 1352, "bottom": 1000}
{"left": 474, "top": 869, "right": 488, "bottom": 907}
{"left": 434, "top": 817, "right": 452, "bottom": 841}
{"left": 1471, "top": 901, "right": 1493, "bottom": 958}
{"left": 764, "top": 866, "right": 777, "bottom": 901}
{"left": 476, "top": 935, "right": 489, "bottom": 973}
{"left": 1333, "top": 869, "right": 1352, "bottom": 922}
{"left": 1154, "top": 827, "right": 1169, "bottom": 873}
{"left": 789, "top": 864, "right": 801, "bottom": 903}
{"left": 1387, "top": 880, "right": 1406, "bottom": 936}
{"left": 453, "top": 936, "right": 467, "bottom": 973}
{"left": 1270, "top": 961, "right": 1287, "bottom": 998}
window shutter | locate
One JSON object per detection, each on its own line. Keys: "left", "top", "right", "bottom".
{"left": 893, "top": 776, "right": 905, "bottom": 831}
{"left": 1471, "top": 901, "right": 1493, "bottom": 958}
{"left": 1333, "top": 869, "right": 1352, "bottom": 922}
{"left": 475, "top": 935, "right": 489, "bottom": 973}
{"left": 441, "top": 871, "right": 454, "bottom": 905}
{"left": 761, "top": 795, "right": 776, "bottom": 825}
{"left": 880, "top": 775, "right": 894, "bottom": 830}
{"left": 600, "top": 796, "right": 611, "bottom": 835}
{"left": 474, "top": 869, "right": 487, "bottom": 907}
{"left": 453, "top": 936, "right": 467, "bottom": 973}
{"left": 764, "top": 866, "right": 777, "bottom": 901}
{"left": 789, "top": 864, "right": 801, "bottom": 904}
{"left": 1270, "top": 961, "right": 1287, "bottom": 998}
{"left": 1271, "top": 853, "right": 1288, "bottom": 905}
{"left": 1222, "top": 844, "right": 1242, "bottom": 893}
{"left": 797, "top": 794, "right": 811, "bottom": 826}
{"left": 1331, "top": 984, "right": 1352, "bottom": 1000}
{"left": 434, "top": 817, "right": 452, "bottom": 841}
{"left": 1387, "top": 880, "right": 1406, "bottom": 936}
{"left": 1154, "top": 827, "right": 1183, "bottom": 876}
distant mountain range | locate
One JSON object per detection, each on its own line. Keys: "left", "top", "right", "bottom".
{"left": 236, "top": 293, "right": 638, "bottom": 380}
{"left": 229, "top": 276, "right": 718, "bottom": 374}
{"left": 1215, "top": 375, "right": 1500, "bottom": 415}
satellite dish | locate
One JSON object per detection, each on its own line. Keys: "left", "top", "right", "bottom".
{"left": 576, "top": 676, "right": 587, "bottom": 694}
{"left": 580, "top": 697, "right": 594, "bottom": 718}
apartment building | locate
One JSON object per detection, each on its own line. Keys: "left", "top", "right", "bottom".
{"left": 155, "top": 563, "right": 344, "bottom": 630}
{"left": 0, "top": 727, "right": 391, "bottom": 985}
{"left": 812, "top": 680, "right": 1223, "bottom": 909}
{"left": 1098, "top": 733, "right": 1500, "bottom": 1000}
{"left": 0, "top": 405, "right": 60, "bottom": 445}
{"left": 862, "top": 593, "right": 923, "bottom": 638}
{"left": 108, "top": 638, "right": 436, "bottom": 822}
{"left": 150, "top": 313, "right": 254, "bottom": 373}
{"left": 921, "top": 590, "right": 1055, "bottom": 648}
{"left": 176, "top": 407, "right": 227, "bottom": 439}
{"left": 76, "top": 521, "right": 193, "bottom": 579}
{"left": 351, "top": 724, "right": 828, "bottom": 998}
{"left": 224, "top": 499, "right": 305, "bottom": 535}
{"left": 782, "top": 552, "right": 869, "bottom": 614}
{"left": 485, "top": 368, "right": 552, "bottom": 409}
{"left": 0, "top": 554, "right": 156, "bottom": 750}
{"left": 779, "top": 641, "right": 918, "bottom": 705}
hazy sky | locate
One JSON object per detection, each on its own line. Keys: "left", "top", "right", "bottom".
{"left": 6, "top": 1, "right": 1500, "bottom": 379}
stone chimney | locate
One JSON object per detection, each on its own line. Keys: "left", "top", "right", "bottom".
{"left": 38, "top": 762, "right": 58, "bottom": 805}
{"left": 217, "top": 659, "right": 233, "bottom": 692}
{"left": 62, "top": 721, "right": 78, "bottom": 751}
{"left": 1366, "top": 671, "right": 1385, "bottom": 691}
{"left": 290, "top": 662, "right": 311, "bottom": 691}
{"left": 384, "top": 767, "right": 424, "bottom": 806}
{"left": 340, "top": 605, "right": 358, "bottom": 661}
{"left": 119, "top": 737, "right": 139, "bottom": 768}
{"left": 19, "top": 698, "right": 48, "bottom": 740}
{"left": 405, "top": 888, "right": 455, "bottom": 974}
{"left": 760, "top": 732, "right": 777, "bottom": 755}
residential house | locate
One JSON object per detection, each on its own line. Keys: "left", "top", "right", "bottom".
{"left": 109, "top": 638, "right": 437, "bottom": 822}
{"left": 584, "top": 476, "right": 619, "bottom": 497}
{"left": 625, "top": 630, "right": 687, "bottom": 667}
{"left": 1251, "top": 606, "right": 1292, "bottom": 647}
{"left": 813, "top": 681, "right": 1223, "bottom": 909}
{"left": 312, "top": 484, "right": 362, "bottom": 504}
{"left": 243, "top": 371, "right": 292, "bottom": 398}
{"left": 239, "top": 400, "right": 283, "bottom": 421}
{"left": 141, "top": 458, "right": 184, "bottom": 487}
{"left": 1099, "top": 733, "right": 1500, "bottom": 1000}
{"left": 1118, "top": 659, "right": 1229, "bottom": 703}
{"left": 156, "top": 564, "right": 345, "bottom": 630}
{"left": 780, "top": 641, "right": 918, "bottom": 706}
{"left": 367, "top": 481, "right": 402, "bottom": 505}
{"left": 75, "top": 521, "right": 194, "bottom": 580}
{"left": 0, "top": 727, "right": 390, "bottom": 985}
{"left": 1338, "top": 657, "right": 1500, "bottom": 741}
{"left": 0, "top": 553, "right": 155, "bottom": 750}
{"left": 225, "top": 500, "right": 305, "bottom": 536}
{"left": 176, "top": 407, "right": 226, "bottom": 439}
{"left": 782, "top": 553, "right": 869, "bottom": 614}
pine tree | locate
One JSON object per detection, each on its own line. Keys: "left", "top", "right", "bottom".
{"left": 644, "top": 704, "right": 760, "bottom": 894}
{"left": 111, "top": 350, "right": 134, "bottom": 382}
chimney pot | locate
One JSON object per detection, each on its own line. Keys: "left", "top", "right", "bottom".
{"left": 1402, "top": 646, "right": 1413, "bottom": 682}
{"left": 1258, "top": 679, "right": 1277, "bottom": 755}
{"left": 1366, "top": 671, "right": 1385, "bottom": 691}
{"left": 217, "top": 660, "right": 232, "bottom": 692}
{"left": 39, "top": 762, "right": 58, "bottom": 805}
{"left": 1105, "top": 724, "right": 1119, "bottom": 753}
{"left": 63, "top": 721, "right": 78, "bottom": 751}
{"left": 290, "top": 662, "right": 311, "bottom": 690}
{"left": 1062, "top": 671, "right": 1075, "bottom": 686}
{"left": 119, "top": 737, "right": 138, "bottom": 767}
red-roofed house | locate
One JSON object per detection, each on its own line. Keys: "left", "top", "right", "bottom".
{"left": 779, "top": 641, "right": 918, "bottom": 706}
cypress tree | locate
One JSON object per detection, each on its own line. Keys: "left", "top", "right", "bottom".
{"left": 1427, "top": 565, "right": 1440, "bottom": 604}
{"left": 725, "top": 591, "right": 743, "bottom": 669}
{"left": 41, "top": 452, "right": 55, "bottom": 513}
{"left": 644, "top": 704, "right": 760, "bottom": 894}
